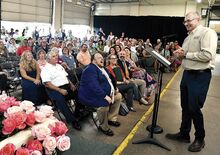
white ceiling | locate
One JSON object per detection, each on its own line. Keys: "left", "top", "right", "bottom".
{"left": 88, "top": 0, "right": 220, "bottom": 5}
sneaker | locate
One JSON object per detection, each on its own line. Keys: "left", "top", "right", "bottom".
{"left": 139, "top": 98, "right": 150, "bottom": 106}
{"left": 128, "top": 107, "right": 136, "bottom": 112}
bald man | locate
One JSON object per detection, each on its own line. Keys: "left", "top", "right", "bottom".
{"left": 166, "top": 11, "right": 217, "bottom": 152}
{"left": 78, "top": 53, "right": 122, "bottom": 136}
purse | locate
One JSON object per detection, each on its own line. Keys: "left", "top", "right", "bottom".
{"left": 119, "top": 102, "right": 129, "bottom": 116}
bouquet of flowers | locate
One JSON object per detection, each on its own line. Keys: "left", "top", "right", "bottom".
{"left": 0, "top": 121, "right": 71, "bottom": 155}
{"left": 0, "top": 94, "right": 54, "bottom": 141}
{"left": 0, "top": 94, "right": 71, "bottom": 155}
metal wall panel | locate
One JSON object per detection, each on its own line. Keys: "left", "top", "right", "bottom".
{"left": 63, "top": 1, "right": 90, "bottom": 25}
{"left": 1, "top": 0, "right": 52, "bottom": 23}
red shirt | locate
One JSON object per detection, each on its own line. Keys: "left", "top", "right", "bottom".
{"left": 16, "top": 46, "right": 32, "bottom": 56}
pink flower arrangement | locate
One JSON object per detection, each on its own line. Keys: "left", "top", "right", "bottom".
{"left": 31, "top": 121, "right": 70, "bottom": 154}
{"left": 0, "top": 95, "right": 71, "bottom": 155}
{"left": 0, "top": 95, "right": 56, "bottom": 137}
{"left": 0, "top": 121, "right": 71, "bottom": 155}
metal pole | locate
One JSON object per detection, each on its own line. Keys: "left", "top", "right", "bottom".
{"left": 0, "top": 0, "right": 2, "bottom": 39}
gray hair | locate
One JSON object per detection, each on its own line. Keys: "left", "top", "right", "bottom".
{"left": 186, "top": 11, "right": 201, "bottom": 20}
{"left": 46, "top": 47, "right": 59, "bottom": 61}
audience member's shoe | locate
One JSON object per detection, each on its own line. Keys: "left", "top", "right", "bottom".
{"left": 188, "top": 139, "right": 205, "bottom": 152}
{"left": 108, "top": 121, "right": 120, "bottom": 127}
{"left": 99, "top": 127, "right": 114, "bottom": 136}
{"left": 139, "top": 98, "right": 150, "bottom": 106}
{"left": 128, "top": 107, "right": 136, "bottom": 112}
{"left": 165, "top": 132, "right": 190, "bottom": 143}
{"left": 72, "top": 121, "right": 81, "bottom": 130}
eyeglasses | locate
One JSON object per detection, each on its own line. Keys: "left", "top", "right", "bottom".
{"left": 110, "top": 57, "right": 117, "bottom": 60}
{"left": 183, "top": 18, "right": 196, "bottom": 24}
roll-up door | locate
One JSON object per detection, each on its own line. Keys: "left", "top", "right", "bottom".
{"left": 1, "top": 0, "right": 52, "bottom": 23}
{"left": 63, "top": 1, "right": 90, "bottom": 25}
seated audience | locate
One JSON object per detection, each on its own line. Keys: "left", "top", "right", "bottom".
{"left": 117, "top": 50, "right": 149, "bottom": 105}
{"left": 78, "top": 53, "right": 122, "bottom": 136}
{"left": 107, "top": 54, "right": 137, "bottom": 112}
{"left": 40, "top": 48, "right": 82, "bottom": 130}
{"left": 124, "top": 47, "right": 156, "bottom": 98}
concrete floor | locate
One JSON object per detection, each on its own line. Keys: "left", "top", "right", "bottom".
{"left": 120, "top": 54, "right": 220, "bottom": 155}
{"left": 72, "top": 54, "right": 220, "bottom": 155}
{"left": 10, "top": 54, "right": 220, "bottom": 155}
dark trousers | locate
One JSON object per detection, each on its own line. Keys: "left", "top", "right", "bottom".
{"left": 46, "top": 84, "right": 81, "bottom": 123}
{"left": 180, "top": 69, "right": 211, "bottom": 140}
{"left": 117, "top": 83, "right": 136, "bottom": 108}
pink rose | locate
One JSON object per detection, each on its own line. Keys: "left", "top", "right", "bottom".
{"left": 0, "top": 101, "right": 10, "bottom": 112}
{"left": 53, "top": 121, "right": 68, "bottom": 136}
{"left": 0, "top": 143, "right": 16, "bottom": 155}
{"left": 10, "top": 101, "right": 21, "bottom": 107}
{"left": 34, "top": 111, "right": 46, "bottom": 123}
{"left": 32, "top": 125, "right": 51, "bottom": 141}
{"left": 43, "top": 136, "right": 57, "bottom": 154}
{"left": 26, "top": 112, "right": 36, "bottom": 126}
{"left": 30, "top": 150, "right": 42, "bottom": 155}
{"left": 2, "top": 118, "right": 16, "bottom": 135}
{"left": 26, "top": 139, "right": 43, "bottom": 153}
{"left": 39, "top": 105, "right": 54, "bottom": 117}
{"left": 5, "top": 97, "right": 20, "bottom": 106}
{"left": 20, "top": 100, "right": 35, "bottom": 114}
{"left": 56, "top": 135, "right": 71, "bottom": 151}
{"left": 6, "top": 106, "right": 23, "bottom": 116}
{"left": 9, "top": 112, "right": 27, "bottom": 129}
{"left": 16, "top": 147, "right": 29, "bottom": 155}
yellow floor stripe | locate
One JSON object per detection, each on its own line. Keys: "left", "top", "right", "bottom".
{"left": 113, "top": 69, "right": 181, "bottom": 155}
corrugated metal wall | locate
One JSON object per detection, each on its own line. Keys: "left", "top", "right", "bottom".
{"left": 63, "top": 1, "right": 90, "bottom": 25}
{"left": 1, "top": 0, "right": 52, "bottom": 23}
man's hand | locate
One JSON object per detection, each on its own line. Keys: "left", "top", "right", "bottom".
{"left": 124, "top": 79, "right": 130, "bottom": 84}
{"left": 104, "top": 95, "right": 112, "bottom": 104}
{"left": 59, "top": 88, "right": 68, "bottom": 96}
{"left": 70, "top": 84, "right": 76, "bottom": 92}
{"left": 173, "top": 48, "right": 186, "bottom": 59}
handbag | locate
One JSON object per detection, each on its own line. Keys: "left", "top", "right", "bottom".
{"left": 119, "top": 102, "right": 129, "bottom": 116}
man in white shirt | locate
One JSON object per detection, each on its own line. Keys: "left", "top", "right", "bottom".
{"left": 41, "top": 48, "right": 82, "bottom": 130}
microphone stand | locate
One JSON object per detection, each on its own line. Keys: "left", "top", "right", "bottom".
{"left": 132, "top": 63, "right": 171, "bottom": 151}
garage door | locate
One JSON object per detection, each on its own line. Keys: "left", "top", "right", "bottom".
{"left": 63, "top": 1, "right": 90, "bottom": 25}
{"left": 1, "top": 0, "right": 52, "bottom": 23}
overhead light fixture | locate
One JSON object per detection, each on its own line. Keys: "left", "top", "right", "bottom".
{"left": 85, "top": 2, "right": 90, "bottom": 7}
{"left": 76, "top": 1, "right": 82, "bottom": 5}
{"left": 196, "top": 0, "right": 202, "bottom": 3}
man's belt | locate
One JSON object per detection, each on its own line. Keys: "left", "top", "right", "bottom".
{"left": 186, "top": 68, "right": 211, "bottom": 74}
